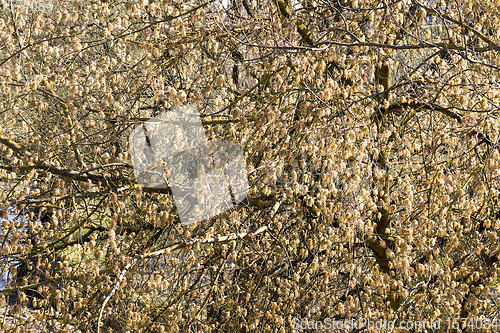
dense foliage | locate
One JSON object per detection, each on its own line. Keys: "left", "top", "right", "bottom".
{"left": 0, "top": 0, "right": 499, "bottom": 332}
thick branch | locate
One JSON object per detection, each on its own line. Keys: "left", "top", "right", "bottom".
{"left": 0, "top": 132, "right": 121, "bottom": 184}
{"left": 365, "top": 236, "right": 391, "bottom": 273}
{"left": 374, "top": 101, "right": 463, "bottom": 123}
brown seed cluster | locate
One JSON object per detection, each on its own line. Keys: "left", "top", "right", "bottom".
{"left": 0, "top": 0, "right": 499, "bottom": 332}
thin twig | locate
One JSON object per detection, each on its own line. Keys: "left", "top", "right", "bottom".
{"left": 96, "top": 222, "right": 278, "bottom": 333}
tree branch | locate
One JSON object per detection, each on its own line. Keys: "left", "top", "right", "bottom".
{"left": 96, "top": 195, "right": 284, "bottom": 332}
